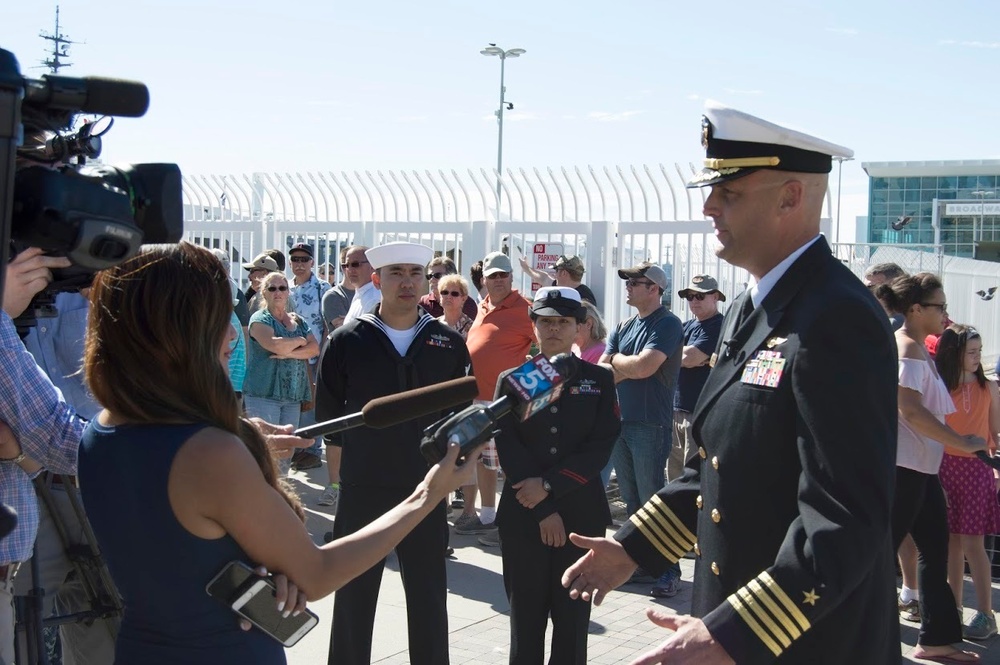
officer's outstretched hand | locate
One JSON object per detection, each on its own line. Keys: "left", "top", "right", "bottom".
{"left": 561, "top": 533, "right": 637, "bottom": 605}
{"left": 538, "top": 512, "right": 566, "bottom": 548}
{"left": 627, "top": 609, "right": 734, "bottom": 665}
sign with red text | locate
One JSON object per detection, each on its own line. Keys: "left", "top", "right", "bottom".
{"left": 530, "top": 243, "right": 564, "bottom": 292}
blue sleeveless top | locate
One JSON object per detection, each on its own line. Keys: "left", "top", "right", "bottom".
{"left": 78, "top": 420, "right": 286, "bottom": 665}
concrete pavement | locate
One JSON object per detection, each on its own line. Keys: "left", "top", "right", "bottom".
{"left": 284, "top": 465, "right": 1000, "bottom": 664}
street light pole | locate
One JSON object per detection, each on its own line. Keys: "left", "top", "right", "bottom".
{"left": 972, "top": 189, "right": 994, "bottom": 255}
{"left": 481, "top": 45, "right": 525, "bottom": 220}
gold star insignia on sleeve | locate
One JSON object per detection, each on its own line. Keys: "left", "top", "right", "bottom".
{"left": 802, "top": 589, "right": 820, "bottom": 606}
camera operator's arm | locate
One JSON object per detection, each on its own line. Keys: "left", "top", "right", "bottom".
{"left": 3, "top": 247, "right": 72, "bottom": 318}
{"left": 0, "top": 250, "right": 84, "bottom": 474}
{"left": 0, "top": 419, "right": 43, "bottom": 474}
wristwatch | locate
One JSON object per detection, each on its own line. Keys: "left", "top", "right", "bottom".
{"left": 0, "top": 452, "right": 26, "bottom": 464}
{"left": 542, "top": 479, "right": 552, "bottom": 493}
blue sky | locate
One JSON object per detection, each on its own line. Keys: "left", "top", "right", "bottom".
{"left": 5, "top": 1, "right": 1000, "bottom": 239}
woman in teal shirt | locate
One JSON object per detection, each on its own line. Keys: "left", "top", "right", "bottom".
{"left": 243, "top": 272, "right": 318, "bottom": 432}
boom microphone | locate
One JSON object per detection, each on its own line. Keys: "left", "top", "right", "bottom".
{"left": 22, "top": 75, "right": 150, "bottom": 117}
{"left": 419, "top": 353, "right": 578, "bottom": 464}
{"left": 294, "top": 376, "right": 478, "bottom": 439}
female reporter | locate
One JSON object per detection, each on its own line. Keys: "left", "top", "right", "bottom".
{"left": 492, "top": 286, "right": 620, "bottom": 664}
{"left": 78, "top": 243, "right": 476, "bottom": 665}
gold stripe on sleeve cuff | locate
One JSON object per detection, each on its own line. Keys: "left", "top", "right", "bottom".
{"left": 650, "top": 495, "right": 697, "bottom": 545}
{"left": 724, "top": 571, "right": 813, "bottom": 657}
{"left": 759, "top": 572, "right": 811, "bottom": 633}
{"left": 629, "top": 509, "right": 686, "bottom": 562}
{"left": 727, "top": 590, "right": 783, "bottom": 657}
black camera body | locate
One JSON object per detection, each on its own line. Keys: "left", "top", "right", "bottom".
{"left": 0, "top": 47, "right": 183, "bottom": 325}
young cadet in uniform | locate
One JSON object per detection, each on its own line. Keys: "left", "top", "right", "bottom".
{"left": 563, "top": 101, "right": 900, "bottom": 664}
{"left": 315, "top": 241, "right": 472, "bottom": 665}
{"left": 493, "top": 287, "right": 620, "bottom": 665}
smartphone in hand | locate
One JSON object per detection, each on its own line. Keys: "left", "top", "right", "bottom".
{"left": 231, "top": 577, "right": 319, "bottom": 648}
{"left": 207, "top": 560, "right": 319, "bottom": 647}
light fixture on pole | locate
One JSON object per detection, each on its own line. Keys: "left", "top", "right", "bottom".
{"left": 833, "top": 156, "right": 854, "bottom": 247}
{"left": 480, "top": 44, "right": 525, "bottom": 219}
{"left": 972, "top": 189, "right": 994, "bottom": 251}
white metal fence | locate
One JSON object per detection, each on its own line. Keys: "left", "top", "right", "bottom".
{"left": 185, "top": 167, "right": 1000, "bottom": 366}
{"left": 182, "top": 165, "right": 844, "bottom": 329}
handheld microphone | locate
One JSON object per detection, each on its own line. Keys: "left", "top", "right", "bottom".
{"left": 419, "top": 353, "right": 578, "bottom": 464}
{"left": 22, "top": 75, "right": 150, "bottom": 117}
{"left": 293, "top": 376, "right": 478, "bottom": 439}
{"left": 0, "top": 503, "right": 16, "bottom": 541}
{"left": 975, "top": 450, "right": 1000, "bottom": 471}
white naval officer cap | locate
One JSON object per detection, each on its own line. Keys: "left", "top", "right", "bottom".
{"left": 688, "top": 100, "right": 854, "bottom": 188}
{"left": 365, "top": 241, "right": 435, "bottom": 270}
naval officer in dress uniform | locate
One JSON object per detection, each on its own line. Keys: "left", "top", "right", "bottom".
{"left": 562, "top": 101, "right": 900, "bottom": 664}
{"left": 493, "top": 286, "right": 620, "bottom": 664}
{"left": 315, "top": 241, "right": 473, "bottom": 665}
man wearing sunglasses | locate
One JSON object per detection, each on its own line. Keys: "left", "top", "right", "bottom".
{"left": 600, "top": 262, "right": 683, "bottom": 597}
{"left": 418, "top": 256, "right": 478, "bottom": 320}
{"left": 343, "top": 245, "right": 379, "bottom": 325}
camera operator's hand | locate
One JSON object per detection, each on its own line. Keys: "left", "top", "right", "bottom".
{"left": 237, "top": 566, "right": 308, "bottom": 631}
{"left": 3, "top": 248, "right": 72, "bottom": 318}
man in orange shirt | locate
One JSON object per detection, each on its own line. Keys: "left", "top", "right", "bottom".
{"left": 458, "top": 251, "right": 534, "bottom": 539}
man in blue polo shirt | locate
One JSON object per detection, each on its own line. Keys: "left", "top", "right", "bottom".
{"left": 601, "top": 262, "right": 683, "bottom": 597}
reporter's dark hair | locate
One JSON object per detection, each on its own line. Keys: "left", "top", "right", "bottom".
{"left": 84, "top": 242, "right": 304, "bottom": 520}
{"left": 873, "top": 272, "right": 942, "bottom": 316}
{"left": 935, "top": 324, "right": 986, "bottom": 392}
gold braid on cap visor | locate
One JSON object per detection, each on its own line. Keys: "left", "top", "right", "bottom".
{"left": 703, "top": 156, "right": 781, "bottom": 169}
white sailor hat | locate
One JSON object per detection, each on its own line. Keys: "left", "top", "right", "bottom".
{"left": 688, "top": 100, "right": 854, "bottom": 188}
{"left": 365, "top": 242, "right": 435, "bottom": 270}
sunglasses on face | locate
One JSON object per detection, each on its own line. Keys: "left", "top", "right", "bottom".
{"left": 920, "top": 302, "right": 947, "bottom": 312}
{"left": 486, "top": 272, "right": 511, "bottom": 280}
{"left": 342, "top": 260, "right": 369, "bottom": 269}
{"left": 290, "top": 256, "right": 312, "bottom": 263}
{"left": 267, "top": 285, "right": 289, "bottom": 292}
{"left": 626, "top": 279, "right": 655, "bottom": 288}
{"left": 684, "top": 293, "right": 707, "bottom": 302}
{"left": 427, "top": 272, "right": 447, "bottom": 280}
{"left": 440, "top": 290, "right": 463, "bottom": 297}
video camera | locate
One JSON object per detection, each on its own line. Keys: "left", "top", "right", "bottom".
{"left": 0, "top": 47, "right": 183, "bottom": 328}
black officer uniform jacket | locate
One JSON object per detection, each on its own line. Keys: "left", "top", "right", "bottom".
{"left": 315, "top": 309, "right": 472, "bottom": 489}
{"left": 493, "top": 357, "right": 621, "bottom": 533}
{"left": 616, "top": 237, "right": 900, "bottom": 664}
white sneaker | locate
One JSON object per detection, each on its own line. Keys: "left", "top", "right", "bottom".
{"left": 318, "top": 485, "right": 339, "bottom": 508}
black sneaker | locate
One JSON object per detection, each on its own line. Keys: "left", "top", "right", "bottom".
{"left": 292, "top": 452, "right": 322, "bottom": 471}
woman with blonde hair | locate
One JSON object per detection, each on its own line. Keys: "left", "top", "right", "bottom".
{"left": 573, "top": 300, "right": 607, "bottom": 364}
{"left": 436, "top": 273, "right": 474, "bottom": 339}
{"left": 75, "top": 243, "right": 476, "bottom": 664}
{"left": 243, "top": 271, "right": 318, "bottom": 433}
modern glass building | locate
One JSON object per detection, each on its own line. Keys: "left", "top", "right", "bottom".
{"left": 862, "top": 160, "right": 1000, "bottom": 258}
